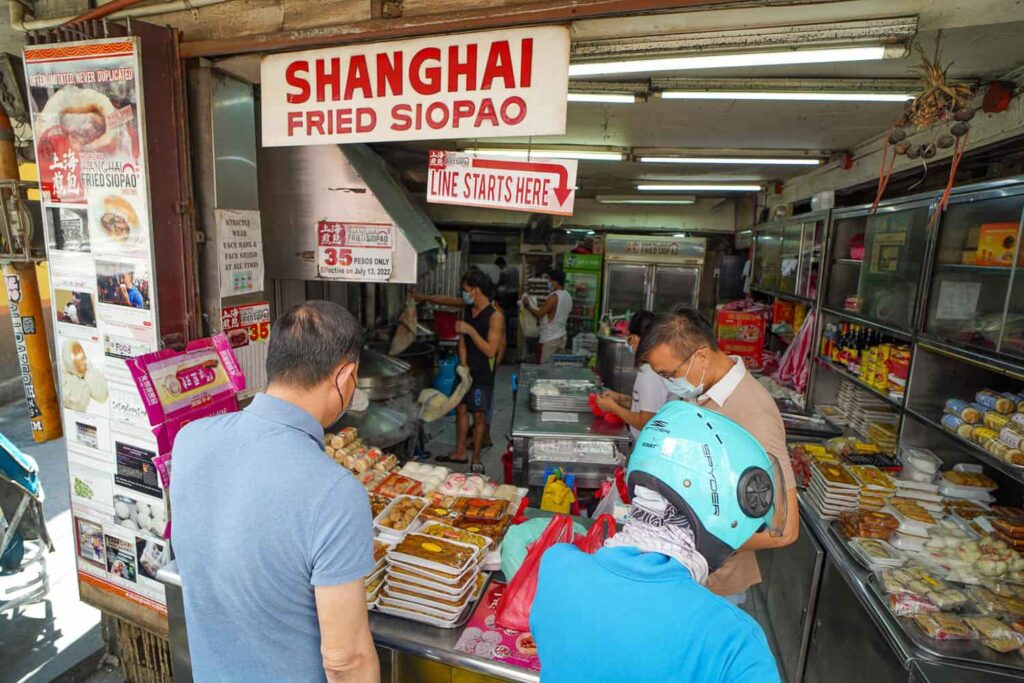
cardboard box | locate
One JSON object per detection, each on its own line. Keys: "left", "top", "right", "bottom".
{"left": 975, "top": 222, "right": 1021, "bottom": 267}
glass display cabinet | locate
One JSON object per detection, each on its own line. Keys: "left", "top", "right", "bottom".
{"left": 922, "top": 186, "right": 1024, "bottom": 360}
{"left": 750, "top": 211, "right": 828, "bottom": 303}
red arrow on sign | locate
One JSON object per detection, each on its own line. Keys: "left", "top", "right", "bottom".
{"left": 470, "top": 157, "right": 574, "bottom": 206}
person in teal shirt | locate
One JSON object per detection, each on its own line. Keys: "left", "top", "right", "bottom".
{"left": 531, "top": 401, "right": 784, "bottom": 683}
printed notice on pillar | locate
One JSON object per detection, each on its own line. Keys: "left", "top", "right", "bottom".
{"left": 317, "top": 221, "right": 394, "bottom": 281}
{"left": 427, "top": 150, "right": 577, "bottom": 216}
{"left": 216, "top": 209, "right": 264, "bottom": 298}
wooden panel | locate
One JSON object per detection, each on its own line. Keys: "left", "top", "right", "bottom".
{"left": 281, "top": 0, "right": 372, "bottom": 31}
{"left": 80, "top": 580, "right": 169, "bottom": 638}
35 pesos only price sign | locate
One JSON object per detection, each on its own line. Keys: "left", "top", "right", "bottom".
{"left": 317, "top": 221, "right": 394, "bottom": 281}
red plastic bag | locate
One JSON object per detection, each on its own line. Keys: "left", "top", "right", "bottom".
{"left": 574, "top": 514, "right": 616, "bottom": 553}
{"left": 495, "top": 514, "right": 575, "bottom": 631}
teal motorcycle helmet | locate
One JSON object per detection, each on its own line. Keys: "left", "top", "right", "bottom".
{"left": 627, "top": 400, "right": 782, "bottom": 572}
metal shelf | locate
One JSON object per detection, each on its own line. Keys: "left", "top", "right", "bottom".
{"left": 936, "top": 263, "right": 1016, "bottom": 273}
{"left": 903, "top": 408, "right": 1024, "bottom": 486}
{"left": 750, "top": 286, "right": 815, "bottom": 305}
{"left": 820, "top": 308, "right": 914, "bottom": 342}
{"left": 915, "top": 338, "right": 1024, "bottom": 382}
{"left": 815, "top": 355, "right": 904, "bottom": 409}
{"left": 835, "top": 258, "right": 864, "bottom": 265}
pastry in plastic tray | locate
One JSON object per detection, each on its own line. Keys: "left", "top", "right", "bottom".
{"left": 945, "top": 499, "right": 990, "bottom": 520}
{"left": 358, "top": 469, "right": 388, "bottom": 492}
{"left": 365, "top": 573, "right": 385, "bottom": 596}
{"left": 388, "top": 562, "right": 478, "bottom": 591}
{"left": 943, "top": 470, "right": 998, "bottom": 490}
{"left": 992, "top": 517, "right": 1024, "bottom": 540}
{"left": 387, "top": 569, "right": 477, "bottom": 599}
{"left": 378, "top": 595, "right": 464, "bottom": 622}
{"left": 889, "top": 499, "right": 937, "bottom": 526}
{"left": 963, "top": 616, "right": 1024, "bottom": 653}
{"left": 812, "top": 461, "right": 858, "bottom": 488}
{"left": 374, "top": 472, "right": 424, "bottom": 499}
{"left": 372, "top": 539, "right": 392, "bottom": 564}
{"left": 925, "top": 586, "right": 970, "bottom": 611}
{"left": 451, "top": 496, "right": 510, "bottom": 522}
{"left": 452, "top": 517, "right": 511, "bottom": 543}
{"left": 993, "top": 505, "right": 1024, "bottom": 523}
{"left": 369, "top": 494, "right": 390, "bottom": 519}
{"left": 418, "top": 521, "right": 491, "bottom": 550}
{"left": 913, "top": 612, "right": 976, "bottom": 641}
{"left": 376, "top": 496, "right": 425, "bottom": 531}
{"left": 392, "top": 533, "right": 478, "bottom": 572}
{"left": 850, "top": 538, "right": 903, "bottom": 562}
{"left": 384, "top": 583, "right": 470, "bottom": 611}
{"left": 976, "top": 389, "right": 1016, "bottom": 415}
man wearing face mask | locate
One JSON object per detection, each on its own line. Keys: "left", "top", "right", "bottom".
{"left": 636, "top": 308, "right": 799, "bottom": 605}
{"left": 522, "top": 268, "right": 572, "bottom": 364}
{"left": 172, "top": 301, "right": 379, "bottom": 683}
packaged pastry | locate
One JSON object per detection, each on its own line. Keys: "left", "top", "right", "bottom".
{"left": 358, "top": 469, "right": 388, "bottom": 492}
{"left": 967, "top": 586, "right": 1024, "bottom": 619}
{"left": 376, "top": 496, "right": 425, "bottom": 531}
{"left": 943, "top": 470, "right": 998, "bottom": 489}
{"left": 848, "top": 465, "right": 895, "bottom": 491}
{"left": 993, "top": 517, "right": 1024, "bottom": 540}
{"left": 964, "top": 616, "right": 1024, "bottom": 653}
{"left": 941, "top": 414, "right": 975, "bottom": 439}
{"left": 339, "top": 426, "right": 358, "bottom": 447}
{"left": 369, "top": 493, "right": 391, "bottom": 519}
{"left": 812, "top": 461, "right": 858, "bottom": 488}
{"left": 375, "top": 472, "right": 424, "bottom": 499}
{"left": 998, "top": 426, "right": 1024, "bottom": 450}
{"left": 388, "top": 562, "right": 478, "bottom": 590}
{"left": 329, "top": 433, "right": 346, "bottom": 450}
{"left": 372, "top": 538, "right": 392, "bottom": 564}
{"left": 418, "top": 521, "right": 491, "bottom": 550}
{"left": 984, "top": 412, "right": 1011, "bottom": 432}
{"left": 451, "top": 496, "right": 510, "bottom": 522}
{"left": 888, "top": 591, "right": 938, "bottom": 617}
{"left": 969, "top": 426, "right": 999, "bottom": 446}
{"left": 926, "top": 587, "right": 970, "bottom": 611}
{"left": 452, "top": 517, "right": 510, "bottom": 543}
{"left": 889, "top": 499, "right": 937, "bottom": 526}
{"left": 945, "top": 398, "right": 981, "bottom": 423}
{"left": 945, "top": 498, "right": 990, "bottom": 520}
{"left": 384, "top": 583, "right": 470, "bottom": 611}
{"left": 913, "top": 612, "right": 976, "bottom": 641}
{"left": 373, "top": 453, "right": 399, "bottom": 472}
{"left": 392, "top": 533, "right": 479, "bottom": 573}
{"left": 976, "top": 390, "right": 1016, "bottom": 415}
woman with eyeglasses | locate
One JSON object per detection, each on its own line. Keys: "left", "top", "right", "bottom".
{"left": 594, "top": 310, "right": 673, "bottom": 443}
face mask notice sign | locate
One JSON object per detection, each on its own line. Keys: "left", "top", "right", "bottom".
{"left": 426, "top": 150, "right": 577, "bottom": 216}
{"left": 316, "top": 221, "right": 394, "bottom": 281}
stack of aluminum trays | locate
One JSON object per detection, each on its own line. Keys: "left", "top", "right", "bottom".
{"left": 529, "top": 379, "right": 600, "bottom": 412}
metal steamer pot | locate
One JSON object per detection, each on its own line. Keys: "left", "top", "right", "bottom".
{"left": 367, "top": 340, "right": 436, "bottom": 394}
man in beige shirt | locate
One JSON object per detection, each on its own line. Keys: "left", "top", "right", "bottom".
{"left": 637, "top": 309, "right": 799, "bottom": 604}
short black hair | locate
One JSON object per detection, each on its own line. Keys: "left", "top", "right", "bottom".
{"left": 547, "top": 268, "right": 566, "bottom": 286}
{"left": 462, "top": 268, "right": 493, "bottom": 297}
{"left": 628, "top": 310, "right": 657, "bottom": 338}
{"left": 495, "top": 256, "right": 507, "bottom": 267}
{"left": 266, "top": 301, "right": 361, "bottom": 388}
{"left": 635, "top": 307, "right": 717, "bottom": 368}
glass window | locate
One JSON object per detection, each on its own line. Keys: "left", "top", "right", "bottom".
{"left": 755, "top": 229, "right": 782, "bottom": 291}
{"left": 855, "top": 207, "right": 930, "bottom": 332}
{"left": 925, "top": 195, "right": 1024, "bottom": 355}
{"left": 604, "top": 263, "right": 646, "bottom": 320}
{"left": 825, "top": 215, "right": 868, "bottom": 311}
{"left": 798, "top": 220, "right": 824, "bottom": 300}
{"left": 780, "top": 222, "right": 802, "bottom": 294}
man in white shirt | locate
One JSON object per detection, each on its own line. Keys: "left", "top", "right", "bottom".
{"left": 522, "top": 268, "right": 572, "bottom": 364}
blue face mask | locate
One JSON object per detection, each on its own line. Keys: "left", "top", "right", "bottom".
{"left": 462, "top": 291, "right": 474, "bottom": 305}
{"left": 663, "top": 354, "right": 706, "bottom": 399}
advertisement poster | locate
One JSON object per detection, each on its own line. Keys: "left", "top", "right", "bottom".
{"left": 427, "top": 150, "right": 577, "bottom": 216}
{"left": 222, "top": 302, "right": 270, "bottom": 398}
{"left": 216, "top": 209, "right": 264, "bottom": 298}
{"left": 24, "top": 37, "right": 167, "bottom": 613}
{"left": 261, "top": 26, "right": 570, "bottom": 146}
{"left": 317, "top": 221, "right": 394, "bottom": 281}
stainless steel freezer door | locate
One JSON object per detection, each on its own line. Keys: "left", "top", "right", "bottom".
{"left": 603, "top": 263, "right": 648, "bottom": 320}
{"left": 651, "top": 265, "right": 701, "bottom": 311}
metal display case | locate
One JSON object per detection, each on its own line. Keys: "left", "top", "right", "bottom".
{"left": 750, "top": 211, "right": 828, "bottom": 304}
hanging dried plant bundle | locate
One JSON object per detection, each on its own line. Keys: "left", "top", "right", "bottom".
{"left": 905, "top": 44, "right": 974, "bottom": 128}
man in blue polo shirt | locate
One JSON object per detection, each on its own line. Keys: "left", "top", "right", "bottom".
{"left": 172, "top": 301, "right": 378, "bottom": 682}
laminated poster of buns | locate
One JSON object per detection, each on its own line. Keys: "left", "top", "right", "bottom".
{"left": 41, "top": 86, "right": 126, "bottom": 154}
{"left": 99, "top": 195, "right": 140, "bottom": 243}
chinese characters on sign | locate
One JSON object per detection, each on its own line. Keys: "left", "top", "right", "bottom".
{"left": 426, "top": 150, "right": 577, "bottom": 216}
{"left": 24, "top": 37, "right": 165, "bottom": 614}
{"left": 221, "top": 303, "right": 271, "bottom": 398}
{"left": 317, "top": 221, "right": 394, "bottom": 281}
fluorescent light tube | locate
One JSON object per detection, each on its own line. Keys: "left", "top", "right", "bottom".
{"left": 596, "top": 194, "right": 696, "bottom": 205}
{"left": 659, "top": 90, "right": 913, "bottom": 102}
{"left": 569, "top": 46, "right": 892, "bottom": 78}
{"left": 568, "top": 92, "right": 638, "bottom": 104}
{"left": 640, "top": 156, "right": 820, "bottom": 166}
{"left": 464, "top": 148, "right": 623, "bottom": 161}
{"left": 636, "top": 184, "right": 762, "bottom": 192}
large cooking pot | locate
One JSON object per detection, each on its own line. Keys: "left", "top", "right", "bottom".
{"left": 597, "top": 335, "right": 637, "bottom": 395}
{"left": 368, "top": 340, "right": 436, "bottom": 394}
{"left": 357, "top": 347, "right": 416, "bottom": 401}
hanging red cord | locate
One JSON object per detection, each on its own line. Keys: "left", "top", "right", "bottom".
{"left": 938, "top": 128, "right": 970, "bottom": 213}
{"left": 871, "top": 132, "right": 896, "bottom": 213}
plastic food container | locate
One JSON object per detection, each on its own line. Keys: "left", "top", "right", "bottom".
{"left": 389, "top": 534, "right": 481, "bottom": 576}
{"left": 377, "top": 602, "right": 464, "bottom": 629}
{"left": 387, "top": 556, "right": 482, "bottom": 588}
{"left": 383, "top": 582, "right": 472, "bottom": 613}
{"left": 901, "top": 447, "right": 942, "bottom": 476}
{"left": 387, "top": 569, "right": 477, "bottom": 599}
{"left": 374, "top": 495, "right": 427, "bottom": 537}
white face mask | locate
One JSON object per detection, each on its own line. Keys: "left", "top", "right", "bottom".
{"left": 333, "top": 368, "right": 360, "bottom": 423}
{"left": 462, "top": 290, "right": 474, "bottom": 305}
{"left": 663, "top": 354, "right": 706, "bottom": 399}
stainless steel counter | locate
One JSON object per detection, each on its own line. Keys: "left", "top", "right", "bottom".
{"left": 511, "top": 364, "right": 629, "bottom": 443}
{"left": 370, "top": 612, "right": 539, "bottom": 683}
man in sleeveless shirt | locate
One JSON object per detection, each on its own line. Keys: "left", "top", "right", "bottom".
{"left": 430, "top": 270, "right": 503, "bottom": 473}
{"left": 522, "top": 268, "right": 573, "bottom": 364}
